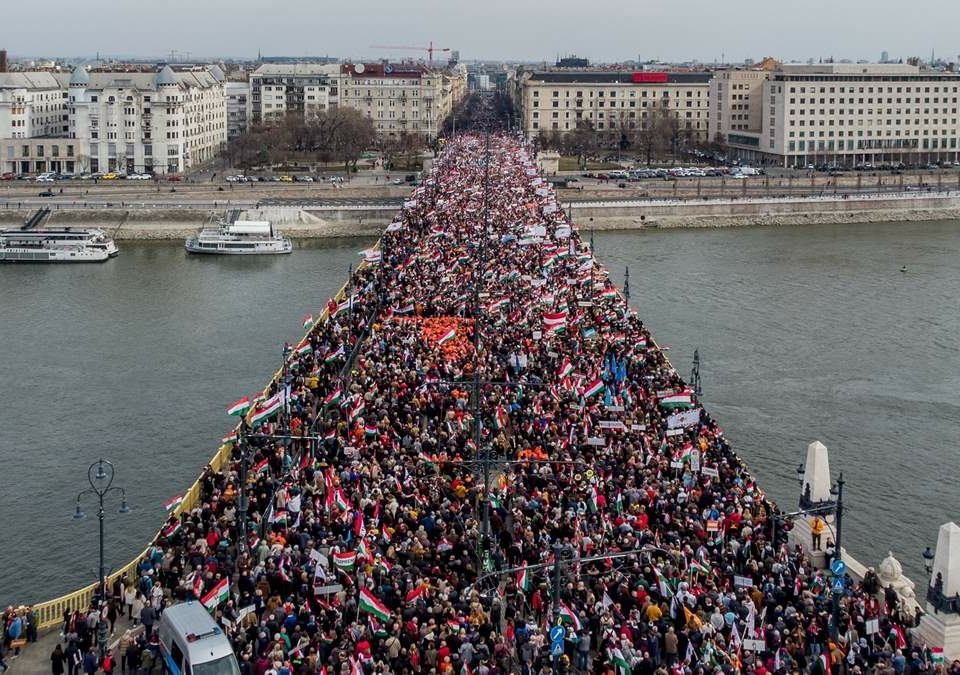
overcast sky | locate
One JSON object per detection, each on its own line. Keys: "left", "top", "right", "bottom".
{"left": 5, "top": 0, "right": 960, "bottom": 64}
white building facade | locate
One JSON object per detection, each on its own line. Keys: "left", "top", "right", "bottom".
{"left": 225, "top": 80, "right": 250, "bottom": 139}
{"left": 68, "top": 65, "right": 227, "bottom": 175}
{"left": 711, "top": 64, "right": 960, "bottom": 167}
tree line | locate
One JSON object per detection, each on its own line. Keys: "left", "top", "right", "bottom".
{"left": 224, "top": 108, "right": 379, "bottom": 173}
{"left": 535, "top": 100, "right": 703, "bottom": 167}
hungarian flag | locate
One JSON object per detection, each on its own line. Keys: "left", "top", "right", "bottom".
{"left": 349, "top": 398, "right": 365, "bottom": 421}
{"left": 324, "top": 387, "right": 343, "bottom": 406}
{"left": 164, "top": 495, "right": 184, "bottom": 512}
{"left": 253, "top": 458, "right": 270, "bottom": 475}
{"left": 494, "top": 406, "right": 508, "bottom": 430}
{"left": 608, "top": 647, "right": 632, "bottom": 675}
{"left": 405, "top": 583, "right": 427, "bottom": 604}
{"left": 250, "top": 393, "right": 283, "bottom": 426}
{"left": 324, "top": 345, "right": 345, "bottom": 363}
{"left": 162, "top": 521, "right": 182, "bottom": 539}
{"left": 302, "top": 314, "right": 314, "bottom": 330}
{"left": 517, "top": 563, "right": 531, "bottom": 592}
{"left": 891, "top": 624, "right": 907, "bottom": 649}
{"left": 226, "top": 396, "right": 250, "bottom": 416}
{"left": 334, "top": 488, "right": 351, "bottom": 511}
{"left": 558, "top": 358, "right": 574, "bottom": 379}
{"left": 333, "top": 551, "right": 358, "bottom": 572}
{"left": 690, "top": 548, "right": 711, "bottom": 575}
{"left": 654, "top": 565, "right": 674, "bottom": 599}
{"left": 296, "top": 341, "right": 313, "bottom": 357}
{"left": 364, "top": 424, "right": 377, "bottom": 437}
{"left": 558, "top": 601, "right": 582, "bottom": 631}
{"left": 220, "top": 431, "right": 237, "bottom": 445}
{"left": 192, "top": 573, "right": 204, "bottom": 599}
{"left": 358, "top": 587, "right": 391, "bottom": 621}
{"left": 201, "top": 577, "right": 229, "bottom": 610}
{"left": 581, "top": 378, "right": 605, "bottom": 399}
{"left": 324, "top": 428, "right": 337, "bottom": 443}
{"left": 818, "top": 654, "right": 831, "bottom": 675}
{"left": 543, "top": 311, "right": 567, "bottom": 329}
{"left": 587, "top": 485, "right": 599, "bottom": 513}
{"left": 436, "top": 327, "right": 457, "bottom": 346}
{"left": 600, "top": 287, "right": 618, "bottom": 301}
{"left": 660, "top": 390, "right": 694, "bottom": 409}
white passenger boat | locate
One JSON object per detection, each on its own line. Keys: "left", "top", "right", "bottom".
{"left": 185, "top": 220, "right": 293, "bottom": 255}
{"left": 0, "top": 228, "right": 119, "bottom": 263}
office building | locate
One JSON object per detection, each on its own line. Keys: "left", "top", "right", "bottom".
{"left": 710, "top": 63, "right": 960, "bottom": 167}
{"left": 248, "top": 63, "right": 339, "bottom": 125}
{"left": 512, "top": 69, "right": 712, "bottom": 144}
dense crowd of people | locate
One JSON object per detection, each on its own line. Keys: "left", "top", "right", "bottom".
{"left": 13, "top": 133, "right": 947, "bottom": 675}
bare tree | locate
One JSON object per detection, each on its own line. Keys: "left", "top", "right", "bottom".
{"left": 632, "top": 100, "right": 674, "bottom": 166}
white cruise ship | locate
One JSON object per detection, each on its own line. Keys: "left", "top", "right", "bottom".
{"left": 0, "top": 228, "right": 119, "bottom": 263}
{"left": 185, "top": 221, "right": 293, "bottom": 255}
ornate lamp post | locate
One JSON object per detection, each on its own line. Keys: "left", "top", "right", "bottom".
{"left": 74, "top": 459, "right": 129, "bottom": 658}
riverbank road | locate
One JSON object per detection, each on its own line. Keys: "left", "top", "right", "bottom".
{"left": 5, "top": 613, "right": 141, "bottom": 674}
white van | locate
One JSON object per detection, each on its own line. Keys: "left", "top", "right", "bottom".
{"left": 736, "top": 166, "right": 760, "bottom": 176}
{"left": 157, "top": 603, "right": 240, "bottom": 675}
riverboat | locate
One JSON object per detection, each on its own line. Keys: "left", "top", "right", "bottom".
{"left": 185, "top": 220, "right": 292, "bottom": 255}
{"left": 0, "top": 228, "right": 119, "bottom": 262}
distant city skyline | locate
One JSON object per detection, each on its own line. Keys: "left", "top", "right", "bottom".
{"left": 4, "top": 0, "right": 960, "bottom": 65}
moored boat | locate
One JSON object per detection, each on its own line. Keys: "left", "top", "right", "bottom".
{"left": 185, "top": 220, "right": 292, "bottom": 255}
{"left": 0, "top": 228, "right": 119, "bottom": 263}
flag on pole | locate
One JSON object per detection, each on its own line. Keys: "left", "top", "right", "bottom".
{"left": 201, "top": 577, "right": 229, "bottom": 610}
{"left": 250, "top": 394, "right": 283, "bottom": 426}
{"left": 587, "top": 485, "right": 599, "bottom": 513}
{"left": 654, "top": 565, "right": 674, "bottom": 599}
{"left": 334, "top": 488, "right": 351, "bottom": 511}
{"left": 220, "top": 431, "right": 237, "bottom": 445}
{"left": 558, "top": 358, "right": 574, "bottom": 379}
{"left": 581, "top": 378, "right": 605, "bottom": 399}
{"left": 332, "top": 551, "right": 358, "bottom": 572}
{"left": 324, "top": 345, "right": 345, "bottom": 363}
{"left": 405, "top": 583, "right": 427, "bottom": 604}
{"left": 517, "top": 562, "right": 531, "bottom": 592}
{"left": 226, "top": 396, "right": 251, "bottom": 416}
{"left": 296, "top": 341, "right": 313, "bottom": 357}
{"left": 660, "top": 390, "right": 694, "bottom": 409}
{"left": 302, "top": 314, "right": 314, "bottom": 330}
{"left": 358, "top": 587, "right": 391, "bottom": 621}
{"left": 162, "top": 522, "right": 182, "bottom": 539}
{"left": 436, "top": 327, "right": 457, "bottom": 346}
{"left": 324, "top": 387, "right": 343, "bottom": 406}
{"left": 164, "top": 495, "right": 184, "bottom": 512}
{"left": 558, "top": 601, "right": 582, "bottom": 631}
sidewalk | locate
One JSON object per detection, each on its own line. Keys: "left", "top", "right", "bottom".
{"left": 6, "top": 614, "right": 140, "bottom": 674}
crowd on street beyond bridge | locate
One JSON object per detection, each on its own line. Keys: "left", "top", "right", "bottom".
{"left": 13, "top": 135, "right": 952, "bottom": 675}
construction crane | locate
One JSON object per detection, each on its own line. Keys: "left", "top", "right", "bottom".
{"left": 369, "top": 41, "right": 451, "bottom": 64}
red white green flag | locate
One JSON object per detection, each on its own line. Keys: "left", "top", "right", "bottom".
{"left": 164, "top": 495, "right": 184, "bottom": 512}
{"left": 323, "top": 387, "right": 342, "bottom": 406}
{"left": 581, "top": 378, "right": 605, "bottom": 399}
{"left": 296, "top": 341, "right": 313, "bottom": 357}
{"left": 358, "top": 587, "right": 391, "bottom": 621}
{"left": 226, "top": 396, "right": 250, "bottom": 416}
{"left": 201, "top": 577, "right": 230, "bottom": 610}
{"left": 558, "top": 601, "right": 582, "bottom": 631}
{"left": 162, "top": 521, "right": 182, "bottom": 539}
{"left": 325, "top": 345, "right": 345, "bottom": 363}
{"left": 334, "top": 487, "right": 351, "bottom": 511}
{"left": 517, "top": 562, "right": 531, "bottom": 592}
{"left": 436, "top": 327, "right": 457, "bottom": 346}
{"left": 332, "top": 550, "right": 357, "bottom": 572}
{"left": 558, "top": 358, "right": 574, "bottom": 379}
{"left": 660, "top": 390, "right": 694, "bottom": 409}
{"left": 221, "top": 431, "right": 237, "bottom": 445}
{"left": 250, "top": 394, "right": 283, "bottom": 426}
{"left": 302, "top": 314, "right": 314, "bottom": 330}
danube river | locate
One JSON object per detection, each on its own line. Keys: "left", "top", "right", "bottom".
{"left": 0, "top": 221, "right": 957, "bottom": 606}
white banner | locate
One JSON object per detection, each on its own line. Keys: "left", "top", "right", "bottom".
{"left": 667, "top": 409, "right": 701, "bottom": 429}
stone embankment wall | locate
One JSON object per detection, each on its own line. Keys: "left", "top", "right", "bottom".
{"left": 2, "top": 193, "right": 958, "bottom": 239}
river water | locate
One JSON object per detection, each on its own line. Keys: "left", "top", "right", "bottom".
{"left": 1, "top": 221, "right": 957, "bottom": 607}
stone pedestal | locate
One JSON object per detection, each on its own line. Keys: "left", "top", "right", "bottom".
{"left": 802, "top": 440, "right": 833, "bottom": 504}
{"left": 911, "top": 523, "right": 960, "bottom": 659}
{"left": 914, "top": 613, "right": 960, "bottom": 660}
{"left": 537, "top": 151, "right": 560, "bottom": 175}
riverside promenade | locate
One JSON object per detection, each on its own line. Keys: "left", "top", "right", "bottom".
{"left": 5, "top": 134, "right": 943, "bottom": 674}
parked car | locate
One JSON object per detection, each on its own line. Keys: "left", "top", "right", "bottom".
{"left": 295, "top": 175, "right": 314, "bottom": 182}
{"left": 102, "top": 173, "right": 119, "bottom": 180}
{"left": 36, "top": 176, "right": 55, "bottom": 183}
{"left": 0, "top": 172, "right": 16, "bottom": 181}
{"left": 167, "top": 175, "right": 183, "bottom": 182}
{"left": 279, "top": 175, "right": 294, "bottom": 182}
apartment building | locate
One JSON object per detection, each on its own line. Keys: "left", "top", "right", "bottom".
{"left": 337, "top": 62, "right": 466, "bottom": 138}
{"left": 248, "top": 64, "right": 339, "bottom": 125}
{"left": 512, "top": 69, "right": 712, "bottom": 144}
{"left": 712, "top": 64, "right": 960, "bottom": 167}
{"left": 225, "top": 80, "right": 250, "bottom": 139}
{"left": 65, "top": 65, "right": 226, "bottom": 175}
{"left": 0, "top": 71, "right": 70, "bottom": 139}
